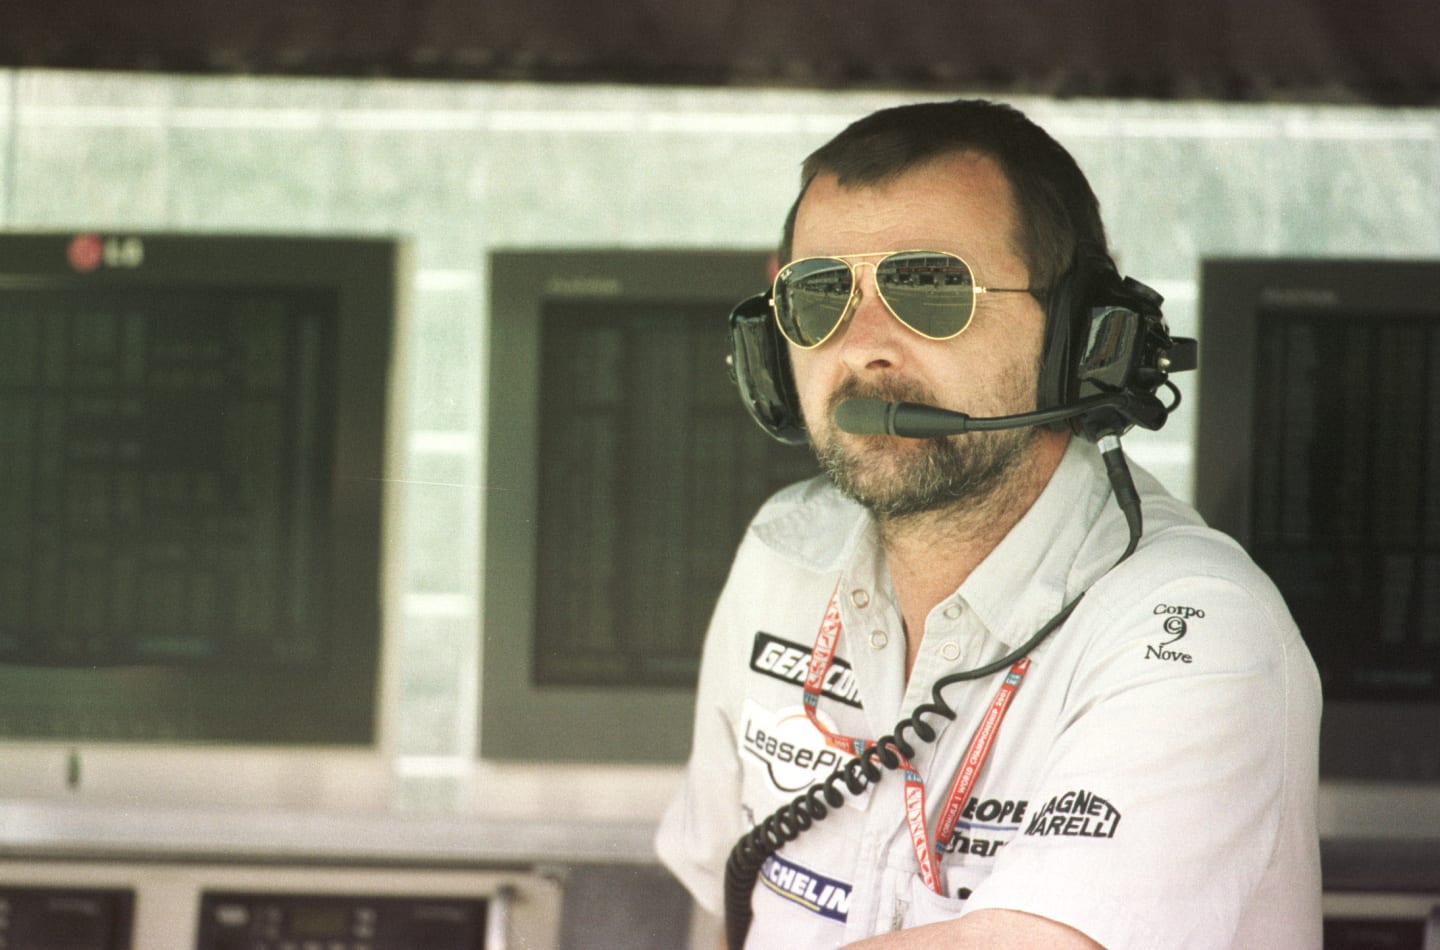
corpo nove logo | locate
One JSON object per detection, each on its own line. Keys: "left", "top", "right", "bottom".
{"left": 1146, "top": 603, "right": 1203, "bottom": 664}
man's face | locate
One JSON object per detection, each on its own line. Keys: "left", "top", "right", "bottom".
{"left": 786, "top": 151, "right": 1052, "bottom": 519}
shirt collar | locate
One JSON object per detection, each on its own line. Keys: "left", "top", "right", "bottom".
{"left": 751, "top": 475, "right": 871, "bottom": 574}
{"left": 957, "top": 438, "right": 1113, "bottom": 646}
{"left": 752, "top": 439, "right": 1116, "bottom": 648}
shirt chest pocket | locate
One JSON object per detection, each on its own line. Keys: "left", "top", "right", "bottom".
{"left": 902, "top": 863, "right": 994, "bottom": 929}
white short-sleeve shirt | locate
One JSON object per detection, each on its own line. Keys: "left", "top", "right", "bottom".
{"left": 655, "top": 439, "right": 1322, "bottom": 949}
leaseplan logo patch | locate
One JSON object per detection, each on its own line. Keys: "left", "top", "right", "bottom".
{"left": 759, "top": 854, "right": 851, "bottom": 923}
{"left": 741, "top": 699, "right": 851, "bottom": 801}
{"left": 750, "top": 631, "right": 863, "bottom": 708}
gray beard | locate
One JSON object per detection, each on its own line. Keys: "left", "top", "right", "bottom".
{"left": 811, "top": 378, "right": 1037, "bottom": 521}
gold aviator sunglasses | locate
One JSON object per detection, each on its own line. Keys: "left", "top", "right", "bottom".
{"left": 772, "top": 250, "right": 1033, "bottom": 348}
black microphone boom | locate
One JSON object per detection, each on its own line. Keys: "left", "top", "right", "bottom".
{"left": 833, "top": 396, "right": 1132, "bottom": 438}
{"left": 832, "top": 399, "right": 971, "bottom": 437}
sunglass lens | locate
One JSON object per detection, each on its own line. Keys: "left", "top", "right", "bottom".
{"left": 875, "top": 252, "right": 976, "bottom": 339}
{"left": 775, "top": 258, "right": 853, "bottom": 347}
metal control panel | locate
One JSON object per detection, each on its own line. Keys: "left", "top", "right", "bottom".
{"left": 1324, "top": 892, "right": 1440, "bottom": 950}
{"left": 197, "top": 891, "right": 487, "bottom": 950}
{"left": 0, "top": 861, "right": 561, "bottom": 950}
{"left": 0, "top": 886, "right": 134, "bottom": 950}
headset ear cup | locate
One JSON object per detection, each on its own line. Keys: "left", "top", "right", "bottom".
{"left": 1040, "top": 251, "right": 1182, "bottom": 439}
{"left": 1037, "top": 263, "right": 1085, "bottom": 415}
{"left": 728, "top": 293, "right": 807, "bottom": 445}
{"left": 1037, "top": 251, "right": 1138, "bottom": 431}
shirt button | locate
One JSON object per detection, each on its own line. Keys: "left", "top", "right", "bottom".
{"left": 850, "top": 589, "right": 871, "bottom": 609}
{"left": 869, "top": 630, "right": 889, "bottom": 650}
{"left": 940, "top": 641, "right": 962, "bottom": 661}
{"left": 943, "top": 603, "right": 962, "bottom": 620}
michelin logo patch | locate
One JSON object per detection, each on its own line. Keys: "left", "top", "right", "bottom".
{"left": 759, "top": 854, "right": 851, "bottom": 922}
{"left": 750, "top": 632, "right": 863, "bottom": 708}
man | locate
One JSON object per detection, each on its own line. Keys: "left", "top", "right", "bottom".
{"left": 656, "top": 99, "right": 1321, "bottom": 949}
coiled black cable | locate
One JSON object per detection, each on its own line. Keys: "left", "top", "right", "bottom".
{"left": 722, "top": 437, "right": 1142, "bottom": 949}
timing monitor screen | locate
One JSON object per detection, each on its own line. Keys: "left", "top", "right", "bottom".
{"left": 530, "top": 295, "right": 817, "bottom": 691}
{"left": 0, "top": 233, "right": 396, "bottom": 746}
{"left": 1195, "top": 258, "right": 1440, "bottom": 781}
{"left": 1248, "top": 308, "right": 1440, "bottom": 702}
{"left": 482, "top": 250, "right": 816, "bottom": 763}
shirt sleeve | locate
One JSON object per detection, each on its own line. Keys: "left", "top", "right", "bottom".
{"left": 960, "top": 542, "right": 1322, "bottom": 948}
{"left": 654, "top": 548, "right": 752, "bottom": 916}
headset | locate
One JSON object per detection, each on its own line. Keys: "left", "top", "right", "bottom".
{"left": 719, "top": 247, "right": 1197, "bottom": 948}
{"left": 727, "top": 245, "right": 1198, "bottom": 446}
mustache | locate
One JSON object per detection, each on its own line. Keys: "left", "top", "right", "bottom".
{"left": 824, "top": 375, "right": 940, "bottom": 421}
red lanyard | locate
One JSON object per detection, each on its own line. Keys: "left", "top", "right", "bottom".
{"left": 802, "top": 583, "right": 1029, "bottom": 895}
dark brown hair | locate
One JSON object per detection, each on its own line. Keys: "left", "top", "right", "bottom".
{"left": 779, "top": 99, "right": 1109, "bottom": 297}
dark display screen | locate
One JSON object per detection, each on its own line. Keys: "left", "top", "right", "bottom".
{"left": 1249, "top": 310, "right": 1440, "bottom": 702}
{"left": 531, "top": 299, "right": 814, "bottom": 689}
{"left": 0, "top": 233, "right": 392, "bottom": 746}
{"left": 0, "top": 284, "right": 337, "bottom": 668}
{"left": 481, "top": 249, "right": 786, "bottom": 762}
{"left": 287, "top": 904, "right": 351, "bottom": 936}
{"left": 1195, "top": 258, "right": 1440, "bottom": 781}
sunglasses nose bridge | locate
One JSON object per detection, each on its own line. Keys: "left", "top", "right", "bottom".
{"left": 835, "top": 257, "right": 911, "bottom": 351}
{"left": 848, "top": 256, "right": 918, "bottom": 338}
{"left": 845, "top": 258, "right": 883, "bottom": 312}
